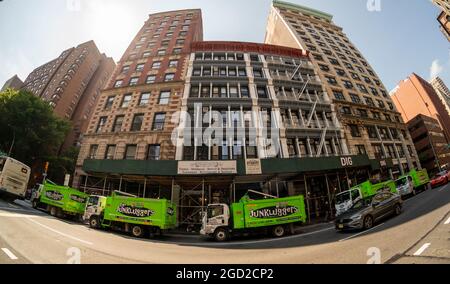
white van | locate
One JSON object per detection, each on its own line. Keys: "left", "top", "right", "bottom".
{"left": 0, "top": 156, "right": 31, "bottom": 199}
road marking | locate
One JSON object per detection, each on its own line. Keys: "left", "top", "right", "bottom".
{"left": 26, "top": 218, "right": 93, "bottom": 246}
{"left": 0, "top": 213, "right": 38, "bottom": 218}
{"left": 8, "top": 203, "right": 19, "bottom": 209}
{"left": 0, "top": 206, "right": 33, "bottom": 213}
{"left": 413, "top": 243, "right": 431, "bottom": 256}
{"left": 1, "top": 248, "right": 18, "bottom": 260}
{"left": 438, "top": 187, "right": 446, "bottom": 192}
{"left": 444, "top": 216, "right": 450, "bottom": 225}
{"left": 339, "top": 223, "right": 385, "bottom": 242}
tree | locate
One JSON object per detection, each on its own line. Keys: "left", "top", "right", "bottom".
{"left": 0, "top": 88, "right": 71, "bottom": 169}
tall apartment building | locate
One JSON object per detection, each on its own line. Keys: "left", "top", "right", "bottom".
{"left": 21, "top": 41, "right": 116, "bottom": 151}
{"left": 265, "top": 0, "right": 420, "bottom": 177}
{"left": 74, "top": 9, "right": 204, "bottom": 188}
{"left": 431, "top": 76, "right": 450, "bottom": 113}
{"left": 1, "top": 75, "right": 24, "bottom": 92}
{"left": 432, "top": 0, "right": 450, "bottom": 41}
{"left": 408, "top": 114, "right": 450, "bottom": 174}
{"left": 391, "top": 73, "right": 450, "bottom": 143}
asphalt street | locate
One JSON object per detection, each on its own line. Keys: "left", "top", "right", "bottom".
{"left": 0, "top": 183, "right": 449, "bottom": 264}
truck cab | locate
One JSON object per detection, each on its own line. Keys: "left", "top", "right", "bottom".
{"left": 200, "top": 203, "right": 230, "bottom": 241}
{"left": 395, "top": 175, "right": 414, "bottom": 196}
{"left": 83, "top": 195, "right": 107, "bottom": 224}
{"left": 335, "top": 188, "right": 362, "bottom": 216}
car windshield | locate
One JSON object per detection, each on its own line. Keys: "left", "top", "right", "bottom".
{"left": 351, "top": 197, "right": 373, "bottom": 210}
{"left": 395, "top": 177, "right": 407, "bottom": 187}
{"left": 336, "top": 191, "right": 351, "bottom": 204}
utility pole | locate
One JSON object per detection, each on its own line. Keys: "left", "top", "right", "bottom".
{"left": 7, "top": 125, "right": 15, "bottom": 157}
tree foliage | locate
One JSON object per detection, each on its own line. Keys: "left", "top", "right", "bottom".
{"left": 0, "top": 89, "right": 71, "bottom": 167}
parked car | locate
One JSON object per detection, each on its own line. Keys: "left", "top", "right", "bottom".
{"left": 335, "top": 191, "right": 403, "bottom": 231}
{"left": 431, "top": 171, "right": 450, "bottom": 188}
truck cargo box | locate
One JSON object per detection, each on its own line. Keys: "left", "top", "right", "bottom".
{"left": 231, "top": 195, "right": 306, "bottom": 230}
{"left": 38, "top": 182, "right": 88, "bottom": 215}
{"left": 103, "top": 193, "right": 177, "bottom": 230}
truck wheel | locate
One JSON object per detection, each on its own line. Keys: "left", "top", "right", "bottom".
{"left": 394, "top": 204, "right": 402, "bottom": 216}
{"left": 49, "top": 206, "right": 57, "bottom": 217}
{"left": 214, "top": 228, "right": 229, "bottom": 242}
{"left": 363, "top": 216, "right": 373, "bottom": 230}
{"left": 131, "top": 225, "right": 145, "bottom": 238}
{"left": 89, "top": 216, "right": 100, "bottom": 229}
{"left": 272, "top": 225, "right": 286, "bottom": 238}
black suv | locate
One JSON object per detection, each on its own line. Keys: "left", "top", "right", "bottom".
{"left": 335, "top": 191, "right": 403, "bottom": 231}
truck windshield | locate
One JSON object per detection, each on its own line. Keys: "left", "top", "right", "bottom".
{"left": 336, "top": 191, "right": 350, "bottom": 204}
{"left": 207, "top": 205, "right": 224, "bottom": 218}
{"left": 0, "top": 158, "right": 5, "bottom": 172}
{"left": 87, "top": 196, "right": 99, "bottom": 206}
{"left": 395, "top": 178, "right": 407, "bottom": 187}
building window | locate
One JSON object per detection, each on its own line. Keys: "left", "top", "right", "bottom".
{"left": 326, "top": 76, "right": 337, "bottom": 85}
{"left": 152, "top": 113, "right": 166, "bottom": 130}
{"left": 138, "top": 92, "right": 150, "bottom": 106}
{"left": 349, "top": 124, "right": 361, "bottom": 137}
{"left": 136, "top": 64, "right": 145, "bottom": 72}
{"left": 233, "top": 141, "right": 244, "bottom": 159}
{"left": 229, "top": 86, "right": 238, "bottom": 98}
{"left": 110, "top": 115, "right": 124, "bottom": 132}
{"left": 114, "top": 80, "right": 123, "bottom": 88}
{"left": 104, "top": 96, "right": 115, "bottom": 110}
{"left": 131, "top": 114, "right": 144, "bottom": 131}
{"left": 164, "top": 73, "right": 175, "bottom": 82}
{"left": 241, "top": 86, "right": 250, "bottom": 98}
{"left": 333, "top": 91, "right": 346, "bottom": 101}
{"left": 173, "top": 48, "right": 182, "bottom": 54}
{"left": 96, "top": 117, "right": 107, "bottom": 133}
{"left": 147, "top": 145, "right": 161, "bottom": 160}
{"left": 146, "top": 75, "right": 156, "bottom": 84}
{"left": 367, "top": 126, "right": 378, "bottom": 139}
{"left": 169, "top": 60, "right": 178, "bottom": 68}
{"left": 121, "top": 94, "right": 132, "bottom": 108}
{"left": 365, "top": 97, "right": 375, "bottom": 107}
{"left": 152, "top": 61, "right": 161, "bottom": 69}
{"left": 341, "top": 106, "right": 352, "bottom": 115}
{"left": 105, "top": 145, "right": 116, "bottom": 160}
{"left": 89, "top": 145, "right": 98, "bottom": 159}
{"left": 356, "top": 145, "right": 366, "bottom": 155}
{"left": 129, "top": 77, "right": 139, "bottom": 86}
{"left": 157, "top": 49, "right": 166, "bottom": 56}
{"left": 121, "top": 66, "right": 130, "bottom": 74}
{"left": 377, "top": 100, "right": 385, "bottom": 109}
{"left": 350, "top": 93, "right": 361, "bottom": 104}
{"left": 143, "top": 52, "right": 151, "bottom": 58}
{"left": 257, "top": 86, "right": 268, "bottom": 99}
{"left": 159, "top": 91, "right": 170, "bottom": 105}
{"left": 343, "top": 80, "right": 354, "bottom": 89}
{"left": 124, "top": 145, "right": 137, "bottom": 160}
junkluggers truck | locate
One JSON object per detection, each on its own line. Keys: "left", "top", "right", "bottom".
{"left": 335, "top": 180, "right": 397, "bottom": 216}
{"left": 31, "top": 181, "right": 89, "bottom": 219}
{"left": 0, "top": 156, "right": 31, "bottom": 200}
{"left": 201, "top": 191, "right": 307, "bottom": 242}
{"left": 395, "top": 169, "right": 430, "bottom": 197}
{"left": 85, "top": 191, "right": 177, "bottom": 238}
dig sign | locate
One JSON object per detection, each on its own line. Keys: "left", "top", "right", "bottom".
{"left": 340, "top": 157, "right": 353, "bottom": 167}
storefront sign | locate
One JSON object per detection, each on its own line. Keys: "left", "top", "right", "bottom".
{"left": 178, "top": 161, "right": 237, "bottom": 175}
{"left": 340, "top": 157, "right": 353, "bottom": 167}
{"left": 245, "top": 159, "right": 262, "bottom": 175}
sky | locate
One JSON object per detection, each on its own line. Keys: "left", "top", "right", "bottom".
{"left": 0, "top": 0, "right": 449, "bottom": 91}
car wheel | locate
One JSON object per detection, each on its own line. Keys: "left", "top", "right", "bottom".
{"left": 214, "top": 228, "right": 229, "bottom": 242}
{"left": 363, "top": 216, "right": 373, "bottom": 230}
{"left": 394, "top": 204, "right": 402, "bottom": 216}
{"left": 272, "top": 225, "right": 286, "bottom": 238}
{"left": 131, "top": 225, "right": 145, "bottom": 238}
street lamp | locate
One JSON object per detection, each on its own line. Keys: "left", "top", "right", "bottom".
{"left": 7, "top": 124, "right": 15, "bottom": 157}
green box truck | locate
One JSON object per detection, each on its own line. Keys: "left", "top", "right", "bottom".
{"left": 84, "top": 191, "right": 177, "bottom": 238}
{"left": 200, "top": 191, "right": 307, "bottom": 242}
{"left": 335, "top": 180, "right": 397, "bottom": 216}
{"left": 395, "top": 169, "right": 430, "bottom": 197}
{"left": 31, "top": 181, "right": 89, "bottom": 220}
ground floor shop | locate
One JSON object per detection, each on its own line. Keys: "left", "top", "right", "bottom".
{"left": 76, "top": 155, "right": 392, "bottom": 231}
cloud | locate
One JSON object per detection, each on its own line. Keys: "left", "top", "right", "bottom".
{"left": 430, "top": 59, "right": 443, "bottom": 80}
{"left": 0, "top": 49, "right": 34, "bottom": 85}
